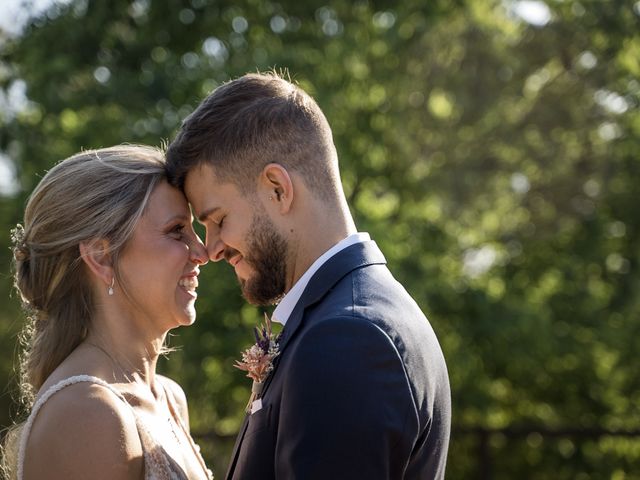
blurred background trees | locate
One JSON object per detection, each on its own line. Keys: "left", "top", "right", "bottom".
{"left": 1, "top": 0, "right": 638, "bottom": 477}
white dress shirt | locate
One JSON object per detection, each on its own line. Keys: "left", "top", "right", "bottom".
{"left": 271, "top": 232, "right": 371, "bottom": 326}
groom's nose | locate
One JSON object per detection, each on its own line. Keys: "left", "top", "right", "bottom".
{"left": 205, "top": 234, "right": 226, "bottom": 262}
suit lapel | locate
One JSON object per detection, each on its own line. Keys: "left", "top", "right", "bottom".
{"left": 225, "top": 415, "right": 250, "bottom": 479}
{"left": 225, "top": 240, "right": 386, "bottom": 479}
{"left": 277, "top": 240, "right": 386, "bottom": 352}
{"left": 252, "top": 241, "right": 386, "bottom": 402}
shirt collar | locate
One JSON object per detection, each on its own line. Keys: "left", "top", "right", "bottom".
{"left": 271, "top": 232, "right": 370, "bottom": 326}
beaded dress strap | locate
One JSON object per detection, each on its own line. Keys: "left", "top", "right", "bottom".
{"left": 16, "top": 375, "right": 127, "bottom": 480}
{"left": 159, "top": 380, "right": 213, "bottom": 479}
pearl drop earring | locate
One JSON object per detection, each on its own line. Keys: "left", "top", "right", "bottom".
{"left": 108, "top": 278, "right": 115, "bottom": 296}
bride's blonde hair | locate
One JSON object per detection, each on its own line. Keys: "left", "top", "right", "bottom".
{"left": 1, "top": 145, "right": 166, "bottom": 478}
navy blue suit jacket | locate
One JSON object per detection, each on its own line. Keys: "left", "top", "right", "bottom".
{"left": 226, "top": 240, "right": 451, "bottom": 479}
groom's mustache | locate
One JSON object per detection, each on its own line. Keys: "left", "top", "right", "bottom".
{"left": 224, "top": 247, "right": 243, "bottom": 264}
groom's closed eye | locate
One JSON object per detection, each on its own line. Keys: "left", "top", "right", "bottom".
{"left": 197, "top": 206, "right": 221, "bottom": 224}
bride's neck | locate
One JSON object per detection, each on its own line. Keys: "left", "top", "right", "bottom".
{"left": 85, "top": 311, "right": 165, "bottom": 390}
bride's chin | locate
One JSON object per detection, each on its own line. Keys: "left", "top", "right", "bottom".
{"left": 181, "top": 308, "right": 197, "bottom": 326}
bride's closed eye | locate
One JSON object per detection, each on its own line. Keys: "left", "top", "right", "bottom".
{"left": 168, "top": 223, "right": 186, "bottom": 239}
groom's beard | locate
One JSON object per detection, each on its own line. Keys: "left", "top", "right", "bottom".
{"left": 238, "top": 212, "right": 288, "bottom": 306}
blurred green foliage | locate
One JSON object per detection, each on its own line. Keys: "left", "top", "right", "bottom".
{"left": 1, "top": 0, "right": 639, "bottom": 477}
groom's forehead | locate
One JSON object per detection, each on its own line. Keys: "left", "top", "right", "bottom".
{"left": 185, "top": 168, "right": 243, "bottom": 210}
{"left": 185, "top": 162, "right": 219, "bottom": 184}
{"left": 184, "top": 163, "right": 219, "bottom": 197}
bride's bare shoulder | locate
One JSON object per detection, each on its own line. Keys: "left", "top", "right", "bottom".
{"left": 24, "top": 381, "right": 144, "bottom": 480}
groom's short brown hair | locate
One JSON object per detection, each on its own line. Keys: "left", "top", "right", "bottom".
{"left": 166, "top": 71, "right": 340, "bottom": 201}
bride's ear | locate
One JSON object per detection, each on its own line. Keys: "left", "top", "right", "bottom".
{"left": 79, "top": 238, "right": 114, "bottom": 286}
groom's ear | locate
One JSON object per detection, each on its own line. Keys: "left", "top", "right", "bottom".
{"left": 79, "top": 238, "right": 114, "bottom": 286}
{"left": 260, "top": 163, "right": 294, "bottom": 214}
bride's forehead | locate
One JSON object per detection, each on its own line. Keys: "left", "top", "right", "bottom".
{"left": 141, "top": 183, "right": 190, "bottom": 219}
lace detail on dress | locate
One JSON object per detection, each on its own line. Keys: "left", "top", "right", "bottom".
{"left": 16, "top": 375, "right": 213, "bottom": 480}
{"left": 136, "top": 419, "right": 188, "bottom": 480}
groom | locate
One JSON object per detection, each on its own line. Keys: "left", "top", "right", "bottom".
{"left": 166, "top": 72, "right": 451, "bottom": 479}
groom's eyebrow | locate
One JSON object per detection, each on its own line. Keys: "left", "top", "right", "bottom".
{"left": 197, "top": 206, "right": 220, "bottom": 223}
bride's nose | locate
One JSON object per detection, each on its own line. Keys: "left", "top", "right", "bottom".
{"left": 188, "top": 235, "right": 209, "bottom": 265}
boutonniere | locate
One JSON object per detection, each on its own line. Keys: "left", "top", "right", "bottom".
{"left": 235, "top": 313, "right": 281, "bottom": 413}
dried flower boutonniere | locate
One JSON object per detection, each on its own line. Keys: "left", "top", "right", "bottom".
{"left": 235, "top": 313, "right": 281, "bottom": 413}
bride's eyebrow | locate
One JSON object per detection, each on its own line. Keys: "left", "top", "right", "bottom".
{"left": 162, "top": 214, "right": 191, "bottom": 226}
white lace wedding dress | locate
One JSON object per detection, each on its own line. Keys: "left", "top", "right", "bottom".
{"left": 16, "top": 375, "right": 213, "bottom": 480}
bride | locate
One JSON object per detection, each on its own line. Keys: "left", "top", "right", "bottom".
{"left": 3, "top": 145, "right": 213, "bottom": 479}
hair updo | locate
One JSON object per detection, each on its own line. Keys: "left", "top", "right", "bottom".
{"left": 11, "top": 145, "right": 166, "bottom": 404}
